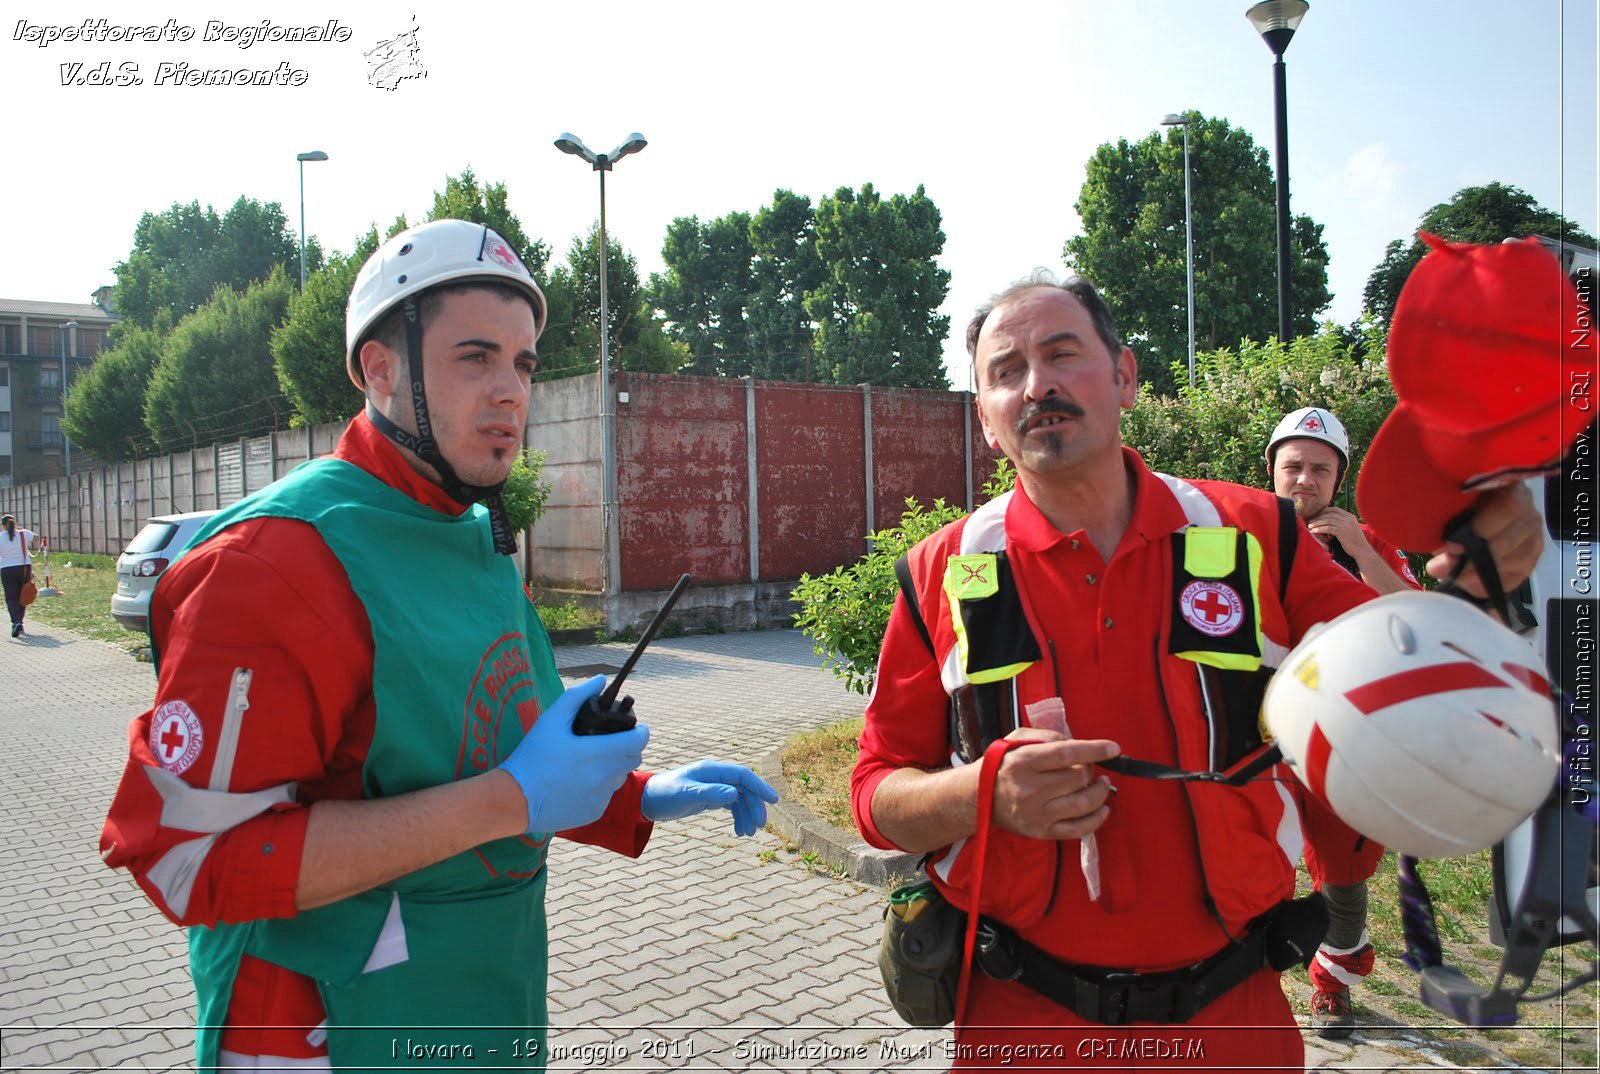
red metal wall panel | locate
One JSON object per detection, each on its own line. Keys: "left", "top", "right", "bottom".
{"left": 615, "top": 373, "right": 750, "bottom": 589}
{"left": 870, "top": 388, "right": 969, "bottom": 528}
{"left": 970, "top": 399, "right": 1006, "bottom": 495}
{"left": 754, "top": 382, "right": 868, "bottom": 580}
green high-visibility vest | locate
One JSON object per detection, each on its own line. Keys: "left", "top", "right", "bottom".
{"left": 168, "top": 458, "right": 564, "bottom": 1070}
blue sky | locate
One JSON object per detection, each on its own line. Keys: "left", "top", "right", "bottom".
{"left": 3, "top": 1, "right": 1594, "bottom": 387}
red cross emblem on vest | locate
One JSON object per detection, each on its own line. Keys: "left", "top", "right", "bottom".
{"left": 1179, "top": 580, "right": 1245, "bottom": 638}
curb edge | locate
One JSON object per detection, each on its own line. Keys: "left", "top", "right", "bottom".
{"left": 759, "top": 749, "right": 920, "bottom": 890}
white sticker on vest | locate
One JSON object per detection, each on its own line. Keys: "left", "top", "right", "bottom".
{"left": 1179, "top": 580, "right": 1245, "bottom": 638}
{"left": 149, "top": 700, "right": 205, "bottom": 775}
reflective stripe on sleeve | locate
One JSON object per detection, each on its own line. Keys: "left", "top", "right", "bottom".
{"left": 146, "top": 833, "right": 220, "bottom": 919}
{"left": 145, "top": 766, "right": 295, "bottom": 834}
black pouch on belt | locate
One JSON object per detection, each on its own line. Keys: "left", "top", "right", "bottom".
{"left": 878, "top": 879, "right": 966, "bottom": 1027}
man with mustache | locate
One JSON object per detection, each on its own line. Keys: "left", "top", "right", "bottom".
{"left": 1265, "top": 405, "right": 1420, "bottom": 1039}
{"left": 852, "top": 273, "right": 1542, "bottom": 1069}
{"left": 101, "top": 220, "right": 776, "bottom": 1071}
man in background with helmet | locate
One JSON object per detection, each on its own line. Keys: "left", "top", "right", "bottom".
{"left": 1267, "top": 407, "right": 1419, "bottom": 596}
{"left": 1265, "top": 405, "right": 1421, "bottom": 1039}
{"left": 854, "top": 273, "right": 1544, "bottom": 1069}
{"left": 101, "top": 220, "right": 775, "bottom": 1071}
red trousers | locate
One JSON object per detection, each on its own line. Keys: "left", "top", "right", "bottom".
{"left": 952, "top": 966, "right": 1303, "bottom": 1071}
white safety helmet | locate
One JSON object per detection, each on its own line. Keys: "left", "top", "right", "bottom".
{"left": 1265, "top": 406, "right": 1350, "bottom": 470}
{"left": 1264, "top": 591, "right": 1559, "bottom": 859}
{"left": 344, "top": 219, "right": 548, "bottom": 389}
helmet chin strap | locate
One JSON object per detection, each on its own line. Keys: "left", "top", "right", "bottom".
{"left": 365, "top": 296, "right": 519, "bottom": 556}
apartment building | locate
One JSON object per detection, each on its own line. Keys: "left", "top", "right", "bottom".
{"left": 0, "top": 288, "right": 117, "bottom": 486}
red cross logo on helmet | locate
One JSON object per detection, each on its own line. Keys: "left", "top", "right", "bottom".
{"left": 1302, "top": 415, "right": 1323, "bottom": 432}
{"left": 484, "top": 238, "right": 522, "bottom": 272}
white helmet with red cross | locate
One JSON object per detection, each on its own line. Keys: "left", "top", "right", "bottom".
{"left": 1265, "top": 406, "right": 1350, "bottom": 469}
{"left": 344, "top": 219, "right": 548, "bottom": 389}
{"left": 1264, "top": 590, "right": 1559, "bottom": 859}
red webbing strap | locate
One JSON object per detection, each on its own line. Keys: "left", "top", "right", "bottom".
{"left": 954, "top": 737, "right": 1022, "bottom": 1025}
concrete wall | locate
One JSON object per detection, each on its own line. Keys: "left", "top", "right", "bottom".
{"left": 2, "top": 422, "right": 350, "bottom": 556}
{"left": 527, "top": 375, "right": 602, "bottom": 590}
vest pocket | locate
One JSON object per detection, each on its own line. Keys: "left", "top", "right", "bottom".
{"left": 932, "top": 829, "right": 1063, "bottom": 929}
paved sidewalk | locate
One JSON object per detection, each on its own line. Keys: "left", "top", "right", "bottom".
{"left": 2, "top": 623, "right": 1485, "bottom": 1072}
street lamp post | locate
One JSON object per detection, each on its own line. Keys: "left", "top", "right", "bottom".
{"left": 58, "top": 320, "right": 79, "bottom": 476}
{"left": 1246, "top": 0, "right": 1309, "bottom": 344}
{"left": 295, "top": 150, "right": 329, "bottom": 289}
{"left": 553, "top": 132, "right": 647, "bottom": 616}
{"left": 1161, "top": 113, "right": 1197, "bottom": 388}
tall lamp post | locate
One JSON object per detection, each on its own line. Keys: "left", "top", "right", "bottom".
{"left": 1246, "top": 0, "right": 1309, "bottom": 343}
{"left": 295, "top": 150, "right": 329, "bottom": 289}
{"left": 58, "top": 320, "right": 79, "bottom": 476}
{"left": 553, "top": 132, "right": 647, "bottom": 614}
{"left": 1161, "top": 113, "right": 1197, "bottom": 388}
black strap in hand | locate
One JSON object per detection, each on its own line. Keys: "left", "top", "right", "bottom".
{"left": 1433, "top": 509, "right": 1537, "bottom": 632}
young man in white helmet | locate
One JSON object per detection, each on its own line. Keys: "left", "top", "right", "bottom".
{"left": 854, "top": 274, "right": 1543, "bottom": 1070}
{"left": 101, "top": 220, "right": 776, "bottom": 1071}
{"left": 1264, "top": 405, "right": 1421, "bottom": 1039}
{"left": 1266, "top": 407, "right": 1418, "bottom": 595}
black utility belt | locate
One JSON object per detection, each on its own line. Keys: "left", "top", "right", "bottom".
{"left": 973, "top": 893, "right": 1329, "bottom": 1027}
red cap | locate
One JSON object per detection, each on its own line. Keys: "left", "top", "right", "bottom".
{"left": 1358, "top": 234, "right": 1590, "bottom": 550}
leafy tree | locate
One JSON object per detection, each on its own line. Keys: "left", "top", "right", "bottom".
{"left": 748, "top": 189, "right": 826, "bottom": 381}
{"left": 273, "top": 228, "right": 384, "bottom": 425}
{"left": 144, "top": 267, "right": 296, "bottom": 451}
{"left": 427, "top": 169, "right": 551, "bottom": 278}
{"left": 61, "top": 323, "right": 165, "bottom": 461}
{"left": 806, "top": 183, "right": 951, "bottom": 389}
{"left": 538, "top": 226, "right": 686, "bottom": 379}
{"left": 651, "top": 212, "right": 755, "bottom": 376}
{"left": 1064, "top": 113, "right": 1332, "bottom": 396}
{"left": 114, "top": 197, "right": 317, "bottom": 330}
{"left": 1362, "top": 182, "right": 1598, "bottom": 322}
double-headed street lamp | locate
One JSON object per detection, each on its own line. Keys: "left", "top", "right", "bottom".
{"left": 58, "top": 320, "right": 79, "bottom": 476}
{"left": 1161, "top": 112, "right": 1197, "bottom": 388}
{"left": 295, "top": 150, "right": 329, "bottom": 289}
{"left": 1246, "top": 0, "right": 1309, "bottom": 344}
{"left": 553, "top": 132, "right": 647, "bottom": 609}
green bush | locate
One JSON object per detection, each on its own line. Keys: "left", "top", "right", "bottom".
{"left": 791, "top": 459, "right": 1014, "bottom": 695}
{"left": 501, "top": 447, "right": 552, "bottom": 535}
{"left": 1122, "top": 320, "right": 1396, "bottom": 491}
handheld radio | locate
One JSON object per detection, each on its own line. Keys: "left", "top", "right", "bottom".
{"left": 572, "top": 572, "right": 692, "bottom": 735}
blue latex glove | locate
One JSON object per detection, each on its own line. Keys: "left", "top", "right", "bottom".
{"left": 641, "top": 760, "right": 780, "bottom": 837}
{"left": 498, "top": 675, "right": 649, "bottom": 834}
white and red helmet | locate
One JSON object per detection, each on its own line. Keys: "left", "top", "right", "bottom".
{"left": 1264, "top": 590, "right": 1559, "bottom": 859}
{"left": 1265, "top": 406, "right": 1350, "bottom": 470}
{"left": 344, "top": 219, "right": 547, "bottom": 389}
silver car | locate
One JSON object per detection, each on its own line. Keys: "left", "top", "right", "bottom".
{"left": 111, "top": 511, "right": 217, "bottom": 631}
